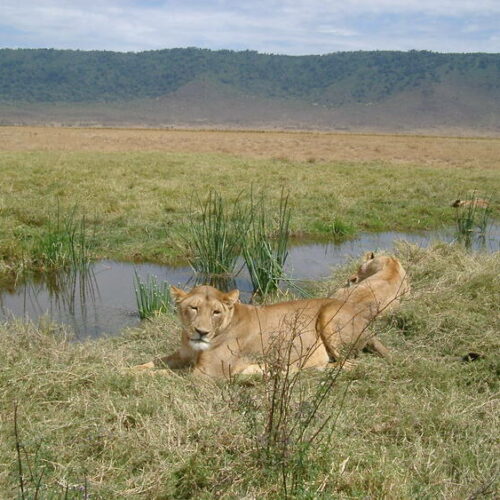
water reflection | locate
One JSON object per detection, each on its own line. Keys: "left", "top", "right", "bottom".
{"left": 1, "top": 225, "right": 498, "bottom": 339}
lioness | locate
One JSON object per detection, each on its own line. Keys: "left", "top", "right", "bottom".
{"left": 316, "top": 252, "right": 410, "bottom": 362}
{"left": 135, "top": 286, "right": 333, "bottom": 378}
{"left": 451, "top": 199, "right": 489, "bottom": 208}
{"left": 134, "top": 253, "right": 409, "bottom": 378}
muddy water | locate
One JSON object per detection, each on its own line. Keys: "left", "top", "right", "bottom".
{"left": 1, "top": 226, "right": 498, "bottom": 339}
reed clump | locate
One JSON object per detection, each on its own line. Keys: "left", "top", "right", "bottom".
{"left": 453, "top": 192, "right": 492, "bottom": 248}
{"left": 243, "top": 190, "right": 291, "bottom": 297}
{"left": 134, "top": 271, "right": 172, "bottom": 319}
{"left": 330, "top": 216, "right": 356, "bottom": 239}
{"left": 183, "top": 190, "right": 249, "bottom": 277}
{"left": 32, "top": 207, "right": 93, "bottom": 272}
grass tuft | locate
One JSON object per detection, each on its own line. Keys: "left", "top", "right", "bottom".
{"left": 330, "top": 216, "right": 356, "bottom": 239}
{"left": 183, "top": 189, "right": 249, "bottom": 277}
{"left": 32, "top": 205, "right": 93, "bottom": 272}
{"left": 454, "top": 192, "right": 492, "bottom": 248}
{"left": 134, "top": 271, "right": 172, "bottom": 319}
{"left": 243, "top": 189, "right": 291, "bottom": 297}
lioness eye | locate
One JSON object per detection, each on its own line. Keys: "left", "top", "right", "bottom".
{"left": 213, "top": 310, "right": 221, "bottom": 315}
{"left": 190, "top": 306, "right": 198, "bottom": 312}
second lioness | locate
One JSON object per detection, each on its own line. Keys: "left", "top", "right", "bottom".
{"left": 134, "top": 253, "right": 409, "bottom": 378}
{"left": 316, "top": 252, "right": 410, "bottom": 362}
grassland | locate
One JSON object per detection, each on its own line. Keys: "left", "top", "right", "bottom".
{"left": 0, "top": 243, "right": 498, "bottom": 498}
{"left": 0, "top": 127, "right": 499, "bottom": 498}
{"left": 0, "top": 127, "right": 498, "bottom": 281}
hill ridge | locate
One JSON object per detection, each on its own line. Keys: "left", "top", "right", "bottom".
{"left": 1, "top": 48, "right": 499, "bottom": 133}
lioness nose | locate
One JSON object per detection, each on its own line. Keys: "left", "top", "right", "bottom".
{"left": 195, "top": 328, "right": 209, "bottom": 337}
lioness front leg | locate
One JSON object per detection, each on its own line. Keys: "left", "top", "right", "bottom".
{"left": 132, "top": 347, "right": 197, "bottom": 373}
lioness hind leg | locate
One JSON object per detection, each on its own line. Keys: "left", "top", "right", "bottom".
{"left": 366, "top": 337, "right": 391, "bottom": 360}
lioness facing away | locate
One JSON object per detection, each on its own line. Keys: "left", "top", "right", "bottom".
{"left": 134, "top": 253, "right": 409, "bottom": 378}
{"left": 316, "top": 252, "right": 410, "bottom": 363}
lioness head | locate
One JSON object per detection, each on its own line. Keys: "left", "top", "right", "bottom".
{"left": 348, "top": 252, "right": 395, "bottom": 284}
{"left": 171, "top": 285, "right": 240, "bottom": 351}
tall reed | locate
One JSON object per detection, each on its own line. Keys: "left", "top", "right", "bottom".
{"left": 184, "top": 190, "right": 249, "bottom": 276}
{"left": 134, "top": 271, "right": 172, "bottom": 319}
{"left": 454, "top": 192, "right": 491, "bottom": 248}
{"left": 243, "top": 190, "right": 291, "bottom": 297}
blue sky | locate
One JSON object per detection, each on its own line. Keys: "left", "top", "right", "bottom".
{"left": 1, "top": 0, "right": 499, "bottom": 54}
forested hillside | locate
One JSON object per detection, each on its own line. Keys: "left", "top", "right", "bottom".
{"left": 1, "top": 48, "right": 499, "bottom": 132}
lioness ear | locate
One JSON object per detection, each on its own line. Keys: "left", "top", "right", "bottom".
{"left": 171, "top": 286, "right": 187, "bottom": 303}
{"left": 223, "top": 289, "right": 240, "bottom": 307}
{"left": 364, "top": 251, "right": 375, "bottom": 261}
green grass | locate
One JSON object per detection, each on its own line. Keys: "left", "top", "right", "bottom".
{"left": 453, "top": 192, "right": 493, "bottom": 248}
{"left": 1, "top": 150, "right": 498, "bottom": 280}
{"left": 243, "top": 190, "right": 291, "bottom": 297}
{"left": 134, "top": 271, "right": 172, "bottom": 320}
{"left": 31, "top": 205, "right": 93, "bottom": 272}
{"left": 183, "top": 189, "right": 249, "bottom": 277}
{"left": 0, "top": 244, "right": 498, "bottom": 498}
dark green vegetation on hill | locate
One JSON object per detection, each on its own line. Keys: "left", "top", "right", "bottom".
{"left": 1, "top": 48, "right": 498, "bottom": 105}
{"left": 1, "top": 49, "right": 499, "bottom": 131}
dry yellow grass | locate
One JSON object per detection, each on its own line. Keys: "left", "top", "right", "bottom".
{"left": 1, "top": 126, "right": 499, "bottom": 169}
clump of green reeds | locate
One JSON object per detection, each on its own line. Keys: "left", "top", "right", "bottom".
{"left": 33, "top": 206, "right": 93, "bottom": 272}
{"left": 184, "top": 190, "right": 249, "bottom": 276}
{"left": 243, "top": 190, "right": 291, "bottom": 297}
{"left": 134, "top": 271, "right": 172, "bottom": 319}
{"left": 453, "top": 192, "right": 492, "bottom": 248}
{"left": 330, "top": 216, "right": 355, "bottom": 239}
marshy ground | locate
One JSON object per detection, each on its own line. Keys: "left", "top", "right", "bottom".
{"left": 0, "top": 127, "right": 499, "bottom": 498}
{"left": 0, "top": 127, "right": 498, "bottom": 276}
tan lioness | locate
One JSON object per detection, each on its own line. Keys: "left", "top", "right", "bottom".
{"left": 135, "top": 287, "right": 333, "bottom": 378}
{"left": 451, "top": 199, "right": 489, "bottom": 208}
{"left": 316, "top": 252, "right": 410, "bottom": 363}
{"left": 134, "top": 253, "right": 409, "bottom": 378}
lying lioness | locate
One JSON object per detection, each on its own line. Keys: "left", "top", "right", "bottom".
{"left": 135, "top": 287, "right": 334, "bottom": 378}
{"left": 134, "top": 253, "right": 409, "bottom": 378}
{"left": 451, "top": 199, "right": 489, "bottom": 208}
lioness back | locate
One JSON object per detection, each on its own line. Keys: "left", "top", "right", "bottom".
{"left": 317, "top": 253, "right": 409, "bottom": 361}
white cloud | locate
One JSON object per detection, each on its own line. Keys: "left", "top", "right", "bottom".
{"left": 0, "top": 0, "right": 499, "bottom": 53}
